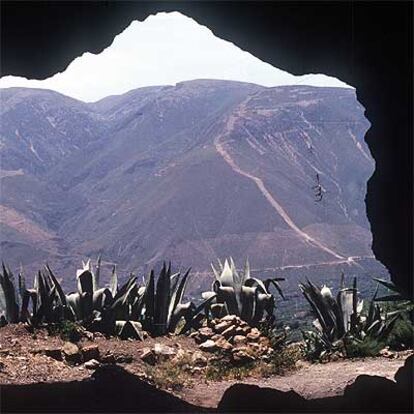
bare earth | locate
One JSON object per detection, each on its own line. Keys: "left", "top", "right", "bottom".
{"left": 0, "top": 324, "right": 410, "bottom": 409}
{"left": 182, "top": 358, "right": 406, "bottom": 408}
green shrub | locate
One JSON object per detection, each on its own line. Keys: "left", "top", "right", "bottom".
{"left": 344, "top": 337, "right": 384, "bottom": 358}
{"left": 386, "top": 315, "right": 414, "bottom": 350}
{"left": 47, "top": 320, "right": 82, "bottom": 342}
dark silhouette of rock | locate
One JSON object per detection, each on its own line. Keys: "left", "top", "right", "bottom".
{"left": 218, "top": 383, "right": 308, "bottom": 412}
{"left": 217, "top": 356, "right": 414, "bottom": 413}
{"left": 1, "top": 365, "right": 205, "bottom": 412}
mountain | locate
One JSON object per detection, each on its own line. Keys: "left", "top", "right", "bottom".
{"left": 0, "top": 80, "right": 383, "bottom": 292}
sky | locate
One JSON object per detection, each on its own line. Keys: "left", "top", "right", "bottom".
{"left": 0, "top": 11, "right": 352, "bottom": 102}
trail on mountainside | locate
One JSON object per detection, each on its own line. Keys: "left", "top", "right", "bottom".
{"left": 214, "top": 97, "right": 346, "bottom": 260}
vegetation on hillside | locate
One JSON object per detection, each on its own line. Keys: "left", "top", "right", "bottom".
{"left": 299, "top": 275, "right": 408, "bottom": 360}
{"left": 1, "top": 258, "right": 412, "bottom": 361}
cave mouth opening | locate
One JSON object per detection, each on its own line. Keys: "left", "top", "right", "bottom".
{"left": 0, "top": 11, "right": 389, "bottom": 298}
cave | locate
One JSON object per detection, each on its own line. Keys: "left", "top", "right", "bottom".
{"left": 1, "top": 1, "right": 411, "bottom": 295}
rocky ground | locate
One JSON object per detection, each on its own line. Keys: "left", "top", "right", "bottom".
{"left": 0, "top": 321, "right": 412, "bottom": 410}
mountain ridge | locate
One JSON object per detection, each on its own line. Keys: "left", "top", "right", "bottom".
{"left": 0, "top": 80, "right": 383, "bottom": 291}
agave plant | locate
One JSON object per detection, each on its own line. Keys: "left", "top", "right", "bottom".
{"left": 300, "top": 275, "right": 400, "bottom": 359}
{"left": 0, "top": 258, "right": 214, "bottom": 339}
{"left": 0, "top": 263, "right": 19, "bottom": 325}
{"left": 26, "top": 267, "right": 74, "bottom": 325}
{"left": 202, "top": 258, "right": 284, "bottom": 327}
{"left": 0, "top": 263, "right": 73, "bottom": 326}
{"left": 373, "top": 278, "right": 414, "bottom": 318}
{"left": 66, "top": 258, "right": 146, "bottom": 339}
{"left": 141, "top": 262, "right": 213, "bottom": 336}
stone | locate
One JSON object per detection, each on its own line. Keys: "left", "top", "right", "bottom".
{"left": 42, "top": 348, "right": 63, "bottom": 361}
{"left": 247, "top": 342, "right": 261, "bottom": 352}
{"left": 232, "top": 350, "right": 256, "bottom": 365}
{"left": 211, "top": 334, "right": 222, "bottom": 341}
{"left": 171, "top": 349, "right": 188, "bottom": 364}
{"left": 83, "top": 331, "right": 95, "bottom": 341}
{"left": 115, "top": 353, "right": 133, "bottom": 363}
{"left": 100, "top": 352, "right": 116, "bottom": 364}
{"left": 141, "top": 348, "right": 156, "bottom": 365}
{"left": 153, "top": 343, "right": 176, "bottom": 360}
{"left": 199, "top": 340, "right": 217, "bottom": 352}
{"left": 215, "top": 337, "right": 233, "bottom": 351}
{"left": 235, "top": 326, "right": 249, "bottom": 336}
{"left": 191, "top": 351, "right": 208, "bottom": 367}
{"left": 84, "top": 359, "right": 100, "bottom": 369}
{"left": 233, "top": 335, "right": 247, "bottom": 345}
{"left": 295, "top": 360, "right": 309, "bottom": 369}
{"left": 192, "top": 334, "right": 203, "bottom": 344}
{"left": 214, "top": 321, "right": 232, "bottom": 333}
{"left": 221, "top": 325, "right": 237, "bottom": 339}
{"left": 62, "top": 342, "right": 81, "bottom": 364}
{"left": 221, "top": 315, "right": 239, "bottom": 323}
{"left": 246, "top": 328, "right": 261, "bottom": 341}
{"left": 379, "top": 347, "right": 396, "bottom": 359}
{"left": 81, "top": 344, "right": 99, "bottom": 362}
{"left": 198, "top": 327, "right": 214, "bottom": 340}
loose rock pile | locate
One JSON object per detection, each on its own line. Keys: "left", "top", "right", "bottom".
{"left": 139, "top": 343, "right": 208, "bottom": 374}
{"left": 190, "top": 315, "right": 273, "bottom": 365}
{"left": 32, "top": 342, "right": 133, "bottom": 370}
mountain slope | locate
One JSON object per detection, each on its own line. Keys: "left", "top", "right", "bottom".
{"left": 0, "top": 80, "right": 379, "bottom": 289}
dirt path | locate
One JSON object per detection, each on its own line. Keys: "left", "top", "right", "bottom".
{"left": 213, "top": 95, "right": 346, "bottom": 260}
{"left": 181, "top": 357, "right": 407, "bottom": 408}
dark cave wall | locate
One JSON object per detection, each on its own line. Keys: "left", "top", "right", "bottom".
{"left": 1, "top": 1, "right": 412, "bottom": 295}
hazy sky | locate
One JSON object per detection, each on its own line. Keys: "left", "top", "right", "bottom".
{"left": 0, "top": 12, "right": 351, "bottom": 102}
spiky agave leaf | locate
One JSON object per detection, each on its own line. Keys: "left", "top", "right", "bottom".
{"left": 18, "top": 273, "right": 31, "bottom": 322}
{"left": 143, "top": 270, "right": 155, "bottom": 330}
{"left": 94, "top": 255, "right": 102, "bottom": 292}
{"left": 0, "top": 263, "right": 19, "bottom": 323}
{"left": 239, "top": 285, "right": 257, "bottom": 322}
{"left": 213, "top": 282, "right": 238, "bottom": 315}
{"left": 264, "top": 278, "right": 286, "bottom": 300}
{"left": 110, "top": 265, "right": 118, "bottom": 297}
{"left": 204, "top": 258, "right": 284, "bottom": 327}
{"left": 180, "top": 293, "right": 217, "bottom": 334}
{"left": 154, "top": 263, "right": 171, "bottom": 336}
{"left": 77, "top": 270, "right": 94, "bottom": 295}
{"left": 168, "top": 268, "right": 191, "bottom": 327}
{"left": 45, "top": 265, "right": 67, "bottom": 306}
{"left": 92, "top": 288, "right": 113, "bottom": 311}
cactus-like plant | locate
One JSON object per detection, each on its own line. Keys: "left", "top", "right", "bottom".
{"left": 202, "top": 258, "right": 284, "bottom": 327}
{"left": 66, "top": 258, "right": 146, "bottom": 339}
{"left": 0, "top": 264, "right": 19, "bottom": 324}
{"left": 141, "top": 263, "right": 213, "bottom": 336}
{"left": 300, "top": 275, "right": 400, "bottom": 359}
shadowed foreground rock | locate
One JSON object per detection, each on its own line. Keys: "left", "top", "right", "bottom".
{"left": 1, "top": 365, "right": 205, "bottom": 413}
{"left": 1, "top": 356, "right": 412, "bottom": 412}
{"left": 218, "top": 355, "right": 413, "bottom": 413}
